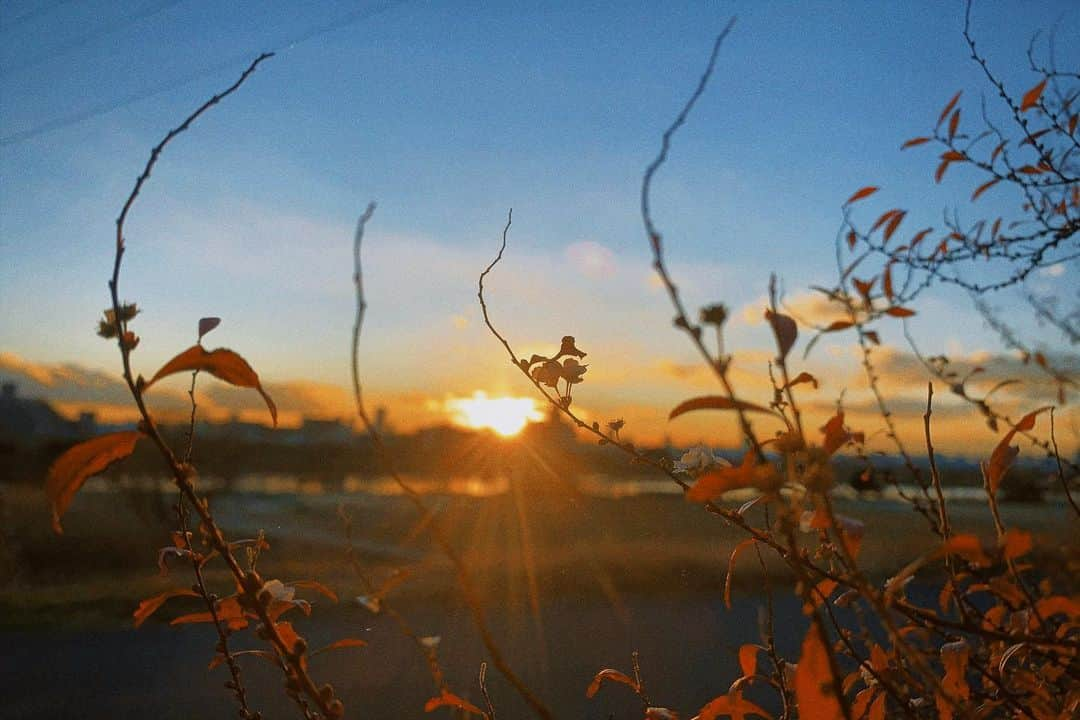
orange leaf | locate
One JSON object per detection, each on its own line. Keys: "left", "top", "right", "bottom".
{"left": 1020, "top": 79, "right": 1047, "bottom": 111}
{"left": 724, "top": 538, "right": 757, "bottom": 609}
{"left": 274, "top": 621, "right": 305, "bottom": 656}
{"left": 697, "top": 691, "right": 772, "bottom": 720}
{"left": 784, "top": 372, "right": 818, "bottom": 390}
{"left": 885, "top": 306, "right": 915, "bottom": 318}
{"left": 935, "top": 160, "right": 950, "bottom": 183}
{"left": 795, "top": 625, "right": 843, "bottom": 719}
{"left": 669, "top": 396, "right": 779, "bottom": 420}
{"left": 46, "top": 431, "right": 142, "bottom": 533}
{"left": 146, "top": 345, "right": 277, "bottom": 426}
{"left": 172, "top": 596, "right": 246, "bottom": 629}
{"left": 1001, "top": 528, "right": 1033, "bottom": 560}
{"left": 869, "top": 209, "right": 902, "bottom": 234}
{"left": 765, "top": 309, "right": 798, "bottom": 361}
{"left": 291, "top": 580, "right": 338, "bottom": 603}
{"left": 585, "top": 668, "right": 638, "bottom": 698}
{"left": 987, "top": 407, "right": 1051, "bottom": 494}
{"left": 883, "top": 211, "right": 906, "bottom": 242}
{"left": 424, "top": 691, "right": 487, "bottom": 717}
{"left": 900, "top": 137, "right": 930, "bottom": 150}
{"left": 909, "top": 227, "right": 933, "bottom": 249}
{"left": 1035, "top": 595, "right": 1080, "bottom": 619}
{"left": 687, "top": 451, "right": 778, "bottom": 503}
{"left": 846, "top": 186, "right": 879, "bottom": 204}
{"left": 869, "top": 691, "right": 886, "bottom": 720}
{"left": 851, "top": 689, "right": 876, "bottom": 719}
{"left": 317, "top": 638, "right": 368, "bottom": 653}
{"left": 937, "top": 91, "right": 962, "bottom": 129}
{"left": 971, "top": 178, "right": 1000, "bottom": 201}
{"left": 852, "top": 277, "right": 875, "bottom": 300}
{"left": 823, "top": 320, "right": 853, "bottom": 332}
{"left": 133, "top": 588, "right": 199, "bottom": 628}
{"left": 821, "top": 412, "right": 852, "bottom": 455}
{"left": 937, "top": 640, "right": 971, "bottom": 719}
{"left": 738, "top": 644, "right": 759, "bottom": 677}
{"left": 948, "top": 109, "right": 960, "bottom": 139}
{"left": 941, "top": 534, "right": 992, "bottom": 568}
{"left": 804, "top": 579, "right": 838, "bottom": 613}
{"left": 882, "top": 263, "right": 894, "bottom": 302}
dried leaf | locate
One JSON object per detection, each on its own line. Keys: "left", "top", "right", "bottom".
{"left": 669, "top": 396, "right": 779, "bottom": 420}
{"left": 291, "top": 579, "right": 339, "bottom": 603}
{"left": 47, "top": 431, "right": 142, "bottom": 533}
{"left": 197, "top": 317, "right": 221, "bottom": 341}
{"left": 823, "top": 320, "right": 853, "bottom": 332}
{"left": 133, "top": 588, "right": 199, "bottom": 628}
{"left": 937, "top": 91, "right": 961, "bottom": 128}
{"left": 883, "top": 211, "right": 906, "bottom": 242}
{"left": 971, "top": 178, "right": 1000, "bottom": 201}
{"left": 987, "top": 407, "right": 1051, "bottom": 494}
{"left": 424, "top": 691, "right": 488, "bottom": 717}
{"left": 738, "top": 644, "right": 759, "bottom": 678}
{"left": 948, "top": 108, "right": 960, "bottom": 139}
{"left": 687, "top": 451, "right": 778, "bottom": 503}
{"left": 784, "top": 372, "right": 818, "bottom": 390}
{"left": 885, "top": 306, "right": 916, "bottom": 318}
{"left": 1000, "top": 528, "right": 1033, "bottom": 560}
{"left": 724, "top": 538, "right": 757, "bottom": 609}
{"left": 941, "top": 534, "right": 992, "bottom": 568}
{"left": 937, "top": 640, "right": 971, "bottom": 719}
{"left": 145, "top": 345, "right": 277, "bottom": 426}
{"left": 935, "top": 160, "right": 950, "bottom": 183}
{"left": 795, "top": 626, "right": 843, "bottom": 719}
{"left": 882, "top": 263, "right": 894, "bottom": 302}
{"left": 696, "top": 691, "right": 772, "bottom": 720}
{"left": 821, "top": 412, "right": 849, "bottom": 455}
{"left": 900, "top": 137, "right": 931, "bottom": 150}
{"left": 585, "top": 668, "right": 638, "bottom": 698}
{"left": 1020, "top": 79, "right": 1047, "bottom": 111}
{"left": 846, "top": 186, "right": 879, "bottom": 204}
{"left": 765, "top": 309, "right": 798, "bottom": 361}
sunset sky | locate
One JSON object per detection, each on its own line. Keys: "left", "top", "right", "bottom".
{"left": 1, "top": 1, "right": 1076, "bottom": 454}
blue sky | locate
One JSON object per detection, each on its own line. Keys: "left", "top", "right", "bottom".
{"left": 1, "top": 1, "right": 1076, "bottom": 449}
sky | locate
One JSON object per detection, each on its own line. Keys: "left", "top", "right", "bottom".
{"left": 1, "top": 1, "right": 1077, "bottom": 455}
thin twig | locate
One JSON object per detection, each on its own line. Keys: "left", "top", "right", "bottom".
{"left": 352, "top": 205, "right": 554, "bottom": 720}
{"left": 109, "top": 53, "right": 339, "bottom": 719}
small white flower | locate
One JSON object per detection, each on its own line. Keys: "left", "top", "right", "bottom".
{"left": 260, "top": 579, "right": 295, "bottom": 602}
{"left": 674, "top": 445, "right": 730, "bottom": 475}
{"left": 356, "top": 595, "right": 382, "bottom": 614}
{"left": 419, "top": 635, "right": 441, "bottom": 649}
{"left": 645, "top": 708, "right": 679, "bottom": 720}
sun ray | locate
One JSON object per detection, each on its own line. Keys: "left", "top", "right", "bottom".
{"left": 445, "top": 392, "right": 543, "bottom": 437}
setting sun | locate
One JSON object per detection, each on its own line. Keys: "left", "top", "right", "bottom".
{"left": 446, "top": 391, "right": 544, "bottom": 437}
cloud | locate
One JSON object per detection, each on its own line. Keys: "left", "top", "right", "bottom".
{"left": 565, "top": 240, "right": 617, "bottom": 279}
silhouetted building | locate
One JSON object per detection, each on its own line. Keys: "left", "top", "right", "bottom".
{"left": 0, "top": 383, "right": 97, "bottom": 447}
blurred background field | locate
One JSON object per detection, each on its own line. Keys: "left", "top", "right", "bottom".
{"left": 2, "top": 472, "right": 1075, "bottom": 719}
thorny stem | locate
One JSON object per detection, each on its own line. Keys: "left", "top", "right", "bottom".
{"left": 109, "top": 53, "right": 338, "bottom": 719}
{"left": 352, "top": 205, "right": 554, "bottom": 720}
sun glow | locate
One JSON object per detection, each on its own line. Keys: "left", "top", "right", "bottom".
{"left": 446, "top": 391, "right": 544, "bottom": 437}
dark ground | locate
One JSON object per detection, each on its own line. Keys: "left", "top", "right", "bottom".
{"left": 2, "top": 483, "right": 1075, "bottom": 719}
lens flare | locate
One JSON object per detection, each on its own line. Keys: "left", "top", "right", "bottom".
{"left": 446, "top": 391, "right": 543, "bottom": 437}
